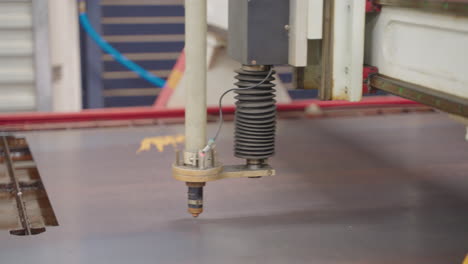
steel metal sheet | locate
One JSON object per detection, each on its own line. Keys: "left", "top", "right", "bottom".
{"left": 0, "top": 113, "right": 467, "bottom": 264}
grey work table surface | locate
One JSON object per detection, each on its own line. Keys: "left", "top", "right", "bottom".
{"left": 0, "top": 113, "right": 467, "bottom": 264}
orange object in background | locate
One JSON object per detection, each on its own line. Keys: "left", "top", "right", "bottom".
{"left": 154, "top": 51, "right": 186, "bottom": 109}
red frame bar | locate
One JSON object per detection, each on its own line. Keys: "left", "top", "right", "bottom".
{"left": 0, "top": 96, "right": 418, "bottom": 126}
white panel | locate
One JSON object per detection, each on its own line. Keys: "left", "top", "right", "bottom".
{"left": 0, "top": 0, "right": 36, "bottom": 112}
{"left": 289, "top": 0, "right": 308, "bottom": 66}
{"left": 0, "top": 84, "right": 35, "bottom": 112}
{"left": 308, "top": 0, "right": 323, "bottom": 39}
{"left": 0, "top": 96, "right": 35, "bottom": 112}
{"left": 0, "top": 2, "right": 31, "bottom": 16}
{"left": 332, "top": 0, "right": 366, "bottom": 101}
{"left": 0, "top": 71, "right": 34, "bottom": 83}
{"left": 0, "top": 29, "right": 33, "bottom": 56}
{"left": 207, "top": 0, "right": 228, "bottom": 30}
{"left": 0, "top": 56, "right": 34, "bottom": 71}
{"left": 0, "top": 3, "right": 32, "bottom": 29}
{"left": 366, "top": 7, "right": 468, "bottom": 100}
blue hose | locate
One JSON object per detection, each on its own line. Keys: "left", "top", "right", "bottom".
{"left": 79, "top": 13, "right": 166, "bottom": 88}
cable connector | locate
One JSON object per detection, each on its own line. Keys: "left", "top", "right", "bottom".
{"left": 78, "top": 0, "right": 86, "bottom": 14}
{"left": 201, "top": 138, "right": 215, "bottom": 154}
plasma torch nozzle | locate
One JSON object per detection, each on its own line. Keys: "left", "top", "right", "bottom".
{"left": 187, "top": 182, "right": 205, "bottom": 217}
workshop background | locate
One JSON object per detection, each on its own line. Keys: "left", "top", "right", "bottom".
{"left": 0, "top": 1, "right": 467, "bottom": 263}
{"left": 0, "top": 0, "right": 309, "bottom": 113}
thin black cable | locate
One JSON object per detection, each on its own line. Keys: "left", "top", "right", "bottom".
{"left": 202, "top": 67, "right": 274, "bottom": 153}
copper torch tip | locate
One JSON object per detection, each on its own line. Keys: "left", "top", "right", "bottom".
{"left": 188, "top": 207, "right": 203, "bottom": 217}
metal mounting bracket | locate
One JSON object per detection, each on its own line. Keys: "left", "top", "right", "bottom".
{"left": 172, "top": 164, "right": 275, "bottom": 183}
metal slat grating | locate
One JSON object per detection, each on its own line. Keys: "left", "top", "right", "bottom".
{"left": 0, "top": 136, "right": 58, "bottom": 235}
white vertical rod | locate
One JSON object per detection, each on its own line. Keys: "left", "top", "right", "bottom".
{"left": 184, "top": 0, "right": 207, "bottom": 154}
